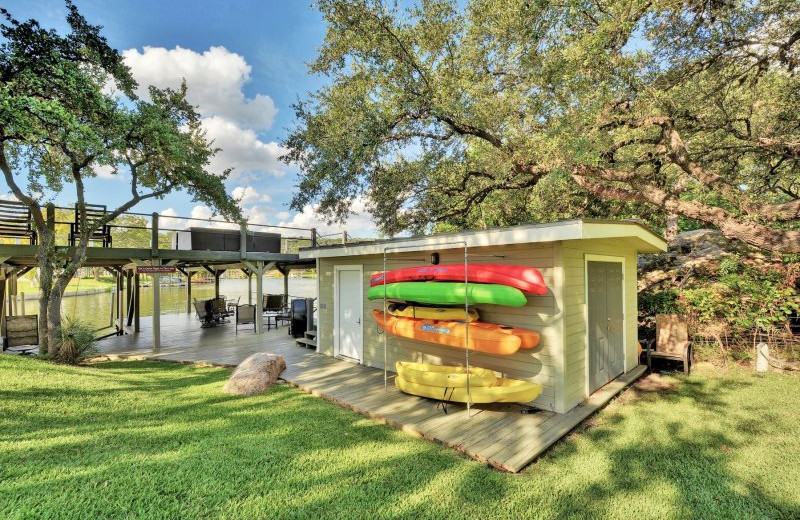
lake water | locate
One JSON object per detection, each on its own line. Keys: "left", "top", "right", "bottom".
{"left": 52, "top": 277, "right": 317, "bottom": 330}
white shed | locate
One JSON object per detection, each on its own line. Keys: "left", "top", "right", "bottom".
{"left": 299, "top": 219, "right": 667, "bottom": 413}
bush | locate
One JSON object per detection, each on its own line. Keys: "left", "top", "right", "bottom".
{"left": 639, "top": 255, "right": 800, "bottom": 364}
{"left": 56, "top": 318, "right": 98, "bottom": 365}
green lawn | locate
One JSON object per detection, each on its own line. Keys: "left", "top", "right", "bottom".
{"left": 1, "top": 357, "right": 798, "bottom": 520}
{"left": 16, "top": 276, "right": 115, "bottom": 295}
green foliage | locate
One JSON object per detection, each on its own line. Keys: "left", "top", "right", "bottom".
{"left": 2, "top": 357, "right": 800, "bottom": 518}
{"left": 286, "top": 0, "right": 800, "bottom": 251}
{"left": 680, "top": 256, "right": 800, "bottom": 335}
{"left": 55, "top": 317, "right": 97, "bottom": 364}
{"left": 638, "top": 288, "right": 680, "bottom": 318}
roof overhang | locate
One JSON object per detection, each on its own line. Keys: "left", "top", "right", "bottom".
{"left": 299, "top": 219, "right": 667, "bottom": 259}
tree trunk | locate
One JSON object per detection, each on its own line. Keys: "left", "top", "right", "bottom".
{"left": 38, "top": 269, "right": 51, "bottom": 356}
{"left": 46, "top": 289, "right": 63, "bottom": 358}
{"left": 36, "top": 226, "right": 54, "bottom": 356}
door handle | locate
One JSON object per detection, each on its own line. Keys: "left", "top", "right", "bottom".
{"left": 356, "top": 317, "right": 361, "bottom": 325}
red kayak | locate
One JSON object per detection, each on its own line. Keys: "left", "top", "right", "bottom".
{"left": 370, "top": 264, "right": 547, "bottom": 295}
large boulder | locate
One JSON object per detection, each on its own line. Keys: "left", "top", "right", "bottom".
{"left": 223, "top": 353, "right": 286, "bottom": 396}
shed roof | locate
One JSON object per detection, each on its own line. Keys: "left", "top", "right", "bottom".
{"left": 299, "top": 219, "right": 667, "bottom": 259}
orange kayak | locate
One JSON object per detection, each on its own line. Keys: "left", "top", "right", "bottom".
{"left": 471, "top": 322, "right": 540, "bottom": 349}
{"left": 372, "top": 310, "right": 521, "bottom": 355}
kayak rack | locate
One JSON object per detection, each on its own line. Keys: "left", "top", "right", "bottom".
{"left": 382, "top": 241, "right": 475, "bottom": 417}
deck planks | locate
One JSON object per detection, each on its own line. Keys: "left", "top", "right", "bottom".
{"left": 98, "top": 313, "right": 646, "bottom": 472}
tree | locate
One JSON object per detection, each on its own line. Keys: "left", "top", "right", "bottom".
{"left": 285, "top": 0, "right": 800, "bottom": 252}
{"left": 0, "top": 2, "right": 241, "bottom": 359}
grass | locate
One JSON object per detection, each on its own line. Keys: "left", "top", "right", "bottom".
{"left": 16, "top": 276, "right": 115, "bottom": 295}
{"left": 1, "top": 357, "right": 798, "bottom": 520}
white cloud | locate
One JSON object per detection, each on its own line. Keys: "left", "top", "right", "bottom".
{"left": 122, "top": 46, "right": 276, "bottom": 129}
{"left": 121, "top": 46, "right": 289, "bottom": 179}
{"left": 92, "top": 164, "right": 127, "bottom": 181}
{"left": 279, "top": 198, "right": 379, "bottom": 238}
{"left": 232, "top": 186, "right": 271, "bottom": 205}
{"left": 202, "top": 116, "right": 289, "bottom": 177}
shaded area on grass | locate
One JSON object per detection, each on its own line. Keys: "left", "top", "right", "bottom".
{"left": 1, "top": 357, "right": 798, "bottom": 519}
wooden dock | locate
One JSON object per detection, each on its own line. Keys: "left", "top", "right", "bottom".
{"left": 98, "top": 313, "right": 646, "bottom": 472}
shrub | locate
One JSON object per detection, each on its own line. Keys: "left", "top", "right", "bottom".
{"left": 56, "top": 318, "right": 98, "bottom": 365}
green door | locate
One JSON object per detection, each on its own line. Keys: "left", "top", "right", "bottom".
{"left": 587, "top": 261, "right": 625, "bottom": 393}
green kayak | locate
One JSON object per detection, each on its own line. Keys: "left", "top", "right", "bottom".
{"left": 367, "top": 282, "right": 527, "bottom": 307}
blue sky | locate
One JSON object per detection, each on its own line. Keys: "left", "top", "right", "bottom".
{"left": 2, "top": 0, "right": 379, "bottom": 237}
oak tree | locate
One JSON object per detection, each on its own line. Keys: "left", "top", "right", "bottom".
{"left": 285, "top": 0, "right": 800, "bottom": 252}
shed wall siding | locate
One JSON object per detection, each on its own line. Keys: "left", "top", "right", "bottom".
{"left": 317, "top": 243, "right": 564, "bottom": 411}
{"left": 561, "top": 239, "right": 640, "bottom": 411}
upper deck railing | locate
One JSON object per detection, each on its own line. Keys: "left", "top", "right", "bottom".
{"left": 0, "top": 204, "right": 326, "bottom": 254}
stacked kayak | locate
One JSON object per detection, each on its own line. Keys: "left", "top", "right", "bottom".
{"left": 373, "top": 310, "right": 540, "bottom": 355}
{"left": 395, "top": 362, "right": 542, "bottom": 404}
{"left": 369, "top": 263, "right": 546, "bottom": 355}
{"left": 368, "top": 282, "right": 527, "bottom": 307}
{"left": 387, "top": 303, "right": 479, "bottom": 322}
{"left": 370, "top": 264, "right": 547, "bottom": 295}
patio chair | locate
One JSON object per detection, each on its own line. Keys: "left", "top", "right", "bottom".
{"left": 226, "top": 296, "right": 240, "bottom": 315}
{"left": 262, "top": 294, "right": 285, "bottom": 313}
{"left": 193, "top": 299, "right": 215, "bottom": 328}
{"left": 645, "top": 314, "right": 692, "bottom": 375}
{"left": 2, "top": 314, "right": 39, "bottom": 354}
{"left": 0, "top": 200, "right": 37, "bottom": 244}
{"left": 209, "top": 297, "right": 230, "bottom": 322}
{"left": 235, "top": 304, "right": 256, "bottom": 334}
{"left": 69, "top": 203, "right": 112, "bottom": 247}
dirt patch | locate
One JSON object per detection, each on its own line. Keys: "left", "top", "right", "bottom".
{"left": 632, "top": 372, "right": 679, "bottom": 393}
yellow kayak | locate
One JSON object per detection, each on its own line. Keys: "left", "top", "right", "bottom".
{"left": 396, "top": 361, "right": 497, "bottom": 388}
{"left": 396, "top": 375, "right": 542, "bottom": 404}
{"left": 388, "top": 303, "right": 479, "bottom": 322}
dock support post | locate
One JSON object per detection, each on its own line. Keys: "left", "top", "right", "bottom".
{"left": 283, "top": 268, "right": 289, "bottom": 309}
{"left": 214, "top": 270, "right": 221, "bottom": 299}
{"left": 134, "top": 271, "right": 140, "bottom": 333}
{"left": 186, "top": 271, "right": 193, "bottom": 313}
{"left": 247, "top": 271, "right": 252, "bottom": 305}
{"left": 125, "top": 270, "right": 133, "bottom": 326}
{"left": 116, "top": 270, "right": 124, "bottom": 335}
{"left": 152, "top": 260, "right": 161, "bottom": 349}
{"left": 255, "top": 262, "right": 263, "bottom": 334}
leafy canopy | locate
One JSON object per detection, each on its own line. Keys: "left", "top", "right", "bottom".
{"left": 286, "top": 0, "right": 800, "bottom": 252}
{"left": 0, "top": 1, "right": 241, "bottom": 225}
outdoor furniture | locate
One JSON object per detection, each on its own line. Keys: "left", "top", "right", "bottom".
{"left": 235, "top": 304, "right": 256, "bottom": 334}
{"left": 209, "top": 297, "right": 232, "bottom": 321}
{"left": 69, "top": 203, "right": 112, "bottom": 247}
{"left": 275, "top": 307, "right": 292, "bottom": 328}
{"left": 262, "top": 294, "right": 286, "bottom": 313}
{"left": 645, "top": 314, "right": 692, "bottom": 375}
{"left": 193, "top": 300, "right": 215, "bottom": 328}
{"left": 2, "top": 314, "right": 39, "bottom": 354}
{"left": 263, "top": 311, "right": 279, "bottom": 331}
{"left": 226, "top": 296, "right": 240, "bottom": 315}
{"left": 289, "top": 298, "right": 308, "bottom": 338}
{"left": 0, "top": 200, "right": 37, "bottom": 244}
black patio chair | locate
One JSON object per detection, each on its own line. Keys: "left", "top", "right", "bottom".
{"left": 0, "top": 200, "right": 36, "bottom": 244}
{"left": 69, "top": 203, "right": 112, "bottom": 247}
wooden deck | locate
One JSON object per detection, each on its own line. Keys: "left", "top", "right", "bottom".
{"left": 97, "top": 313, "right": 647, "bottom": 472}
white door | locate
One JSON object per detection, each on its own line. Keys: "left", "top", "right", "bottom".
{"left": 336, "top": 268, "right": 363, "bottom": 362}
{"left": 587, "top": 261, "right": 625, "bottom": 392}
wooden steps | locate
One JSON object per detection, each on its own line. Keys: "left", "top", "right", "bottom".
{"left": 296, "top": 329, "right": 317, "bottom": 349}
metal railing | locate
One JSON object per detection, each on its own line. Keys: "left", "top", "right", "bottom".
{"left": 30, "top": 205, "right": 323, "bottom": 253}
